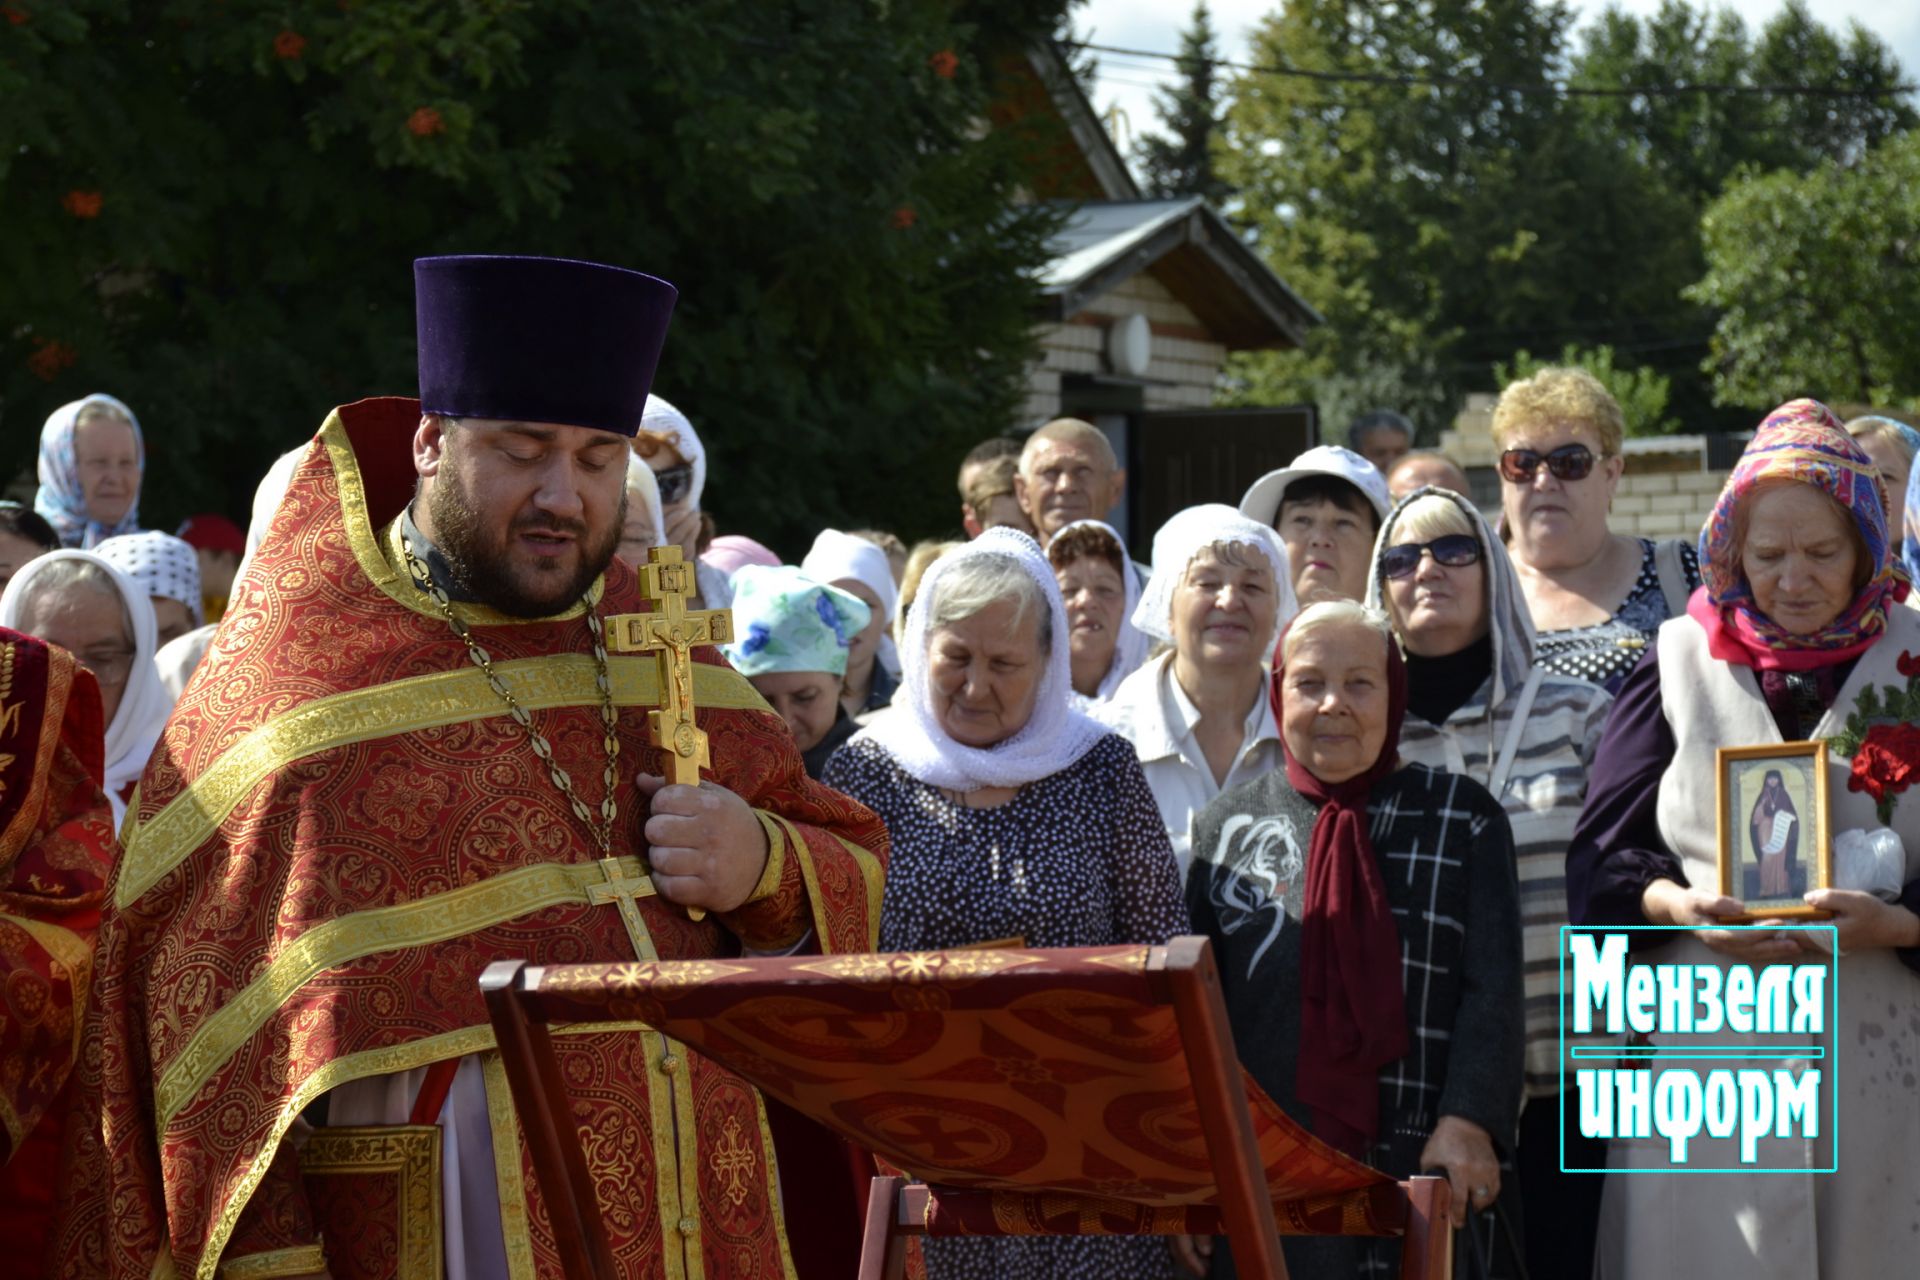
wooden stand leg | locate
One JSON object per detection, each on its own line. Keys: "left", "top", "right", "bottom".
{"left": 1397, "top": 1176, "right": 1453, "bottom": 1280}
{"left": 857, "top": 1176, "right": 910, "bottom": 1280}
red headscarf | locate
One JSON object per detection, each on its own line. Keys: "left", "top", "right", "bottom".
{"left": 1268, "top": 612, "right": 1411, "bottom": 1154}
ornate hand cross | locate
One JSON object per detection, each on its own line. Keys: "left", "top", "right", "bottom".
{"left": 607, "top": 546, "right": 734, "bottom": 785}
{"left": 584, "top": 856, "right": 662, "bottom": 963}
{"left": 606, "top": 545, "right": 735, "bottom": 923}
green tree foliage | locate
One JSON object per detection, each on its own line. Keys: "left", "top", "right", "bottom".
{"left": 1688, "top": 129, "right": 1920, "bottom": 410}
{"left": 1135, "top": 2, "right": 1232, "bottom": 204}
{"left": 1217, "top": 0, "right": 1910, "bottom": 436}
{"left": 1493, "top": 344, "right": 1677, "bottom": 437}
{"left": 1, "top": 0, "right": 1073, "bottom": 550}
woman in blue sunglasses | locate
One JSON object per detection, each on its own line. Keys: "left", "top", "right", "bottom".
{"left": 1367, "top": 485, "right": 1617, "bottom": 1280}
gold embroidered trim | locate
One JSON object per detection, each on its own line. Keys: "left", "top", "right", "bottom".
{"left": 745, "top": 811, "right": 788, "bottom": 905}
{"left": 216, "top": 1244, "right": 330, "bottom": 1279}
{"left": 0, "top": 912, "right": 95, "bottom": 1059}
{"left": 772, "top": 814, "right": 885, "bottom": 952}
{"left": 155, "top": 857, "right": 650, "bottom": 1125}
{"left": 753, "top": 1088, "right": 802, "bottom": 1280}
{"left": 481, "top": 1050, "right": 538, "bottom": 1280}
{"left": 200, "top": 1025, "right": 493, "bottom": 1280}
{"left": 117, "top": 655, "right": 769, "bottom": 910}
{"left": 299, "top": 1125, "right": 442, "bottom": 1279}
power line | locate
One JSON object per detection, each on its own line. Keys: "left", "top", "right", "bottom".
{"left": 1068, "top": 39, "right": 1915, "bottom": 101}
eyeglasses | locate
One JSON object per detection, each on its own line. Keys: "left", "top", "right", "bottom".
{"left": 1499, "top": 444, "right": 1598, "bottom": 484}
{"left": 654, "top": 463, "right": 695, "bottom": 506}
{"left": 1379, "top": 534, "right": 1482, "bottom": 580}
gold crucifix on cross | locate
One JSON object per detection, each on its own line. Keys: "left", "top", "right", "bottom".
{"left": 585, "top": 855, "right": 662, "bottom": 962}
{"left": 606, "top": 545, "right": 735, "bottom": 923}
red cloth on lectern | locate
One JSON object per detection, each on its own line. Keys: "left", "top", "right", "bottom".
{"left": 46, "top": 398, "right": 888, "bottom": 1279}
{"left": 0, "top": 630, "right": 115, "bottom": 1269}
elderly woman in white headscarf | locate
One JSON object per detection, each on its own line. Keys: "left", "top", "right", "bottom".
{"left": 634, "top": 394, "right": 731, "bottom": 607}
{"left": 802, "top": 528, "right": 902, "bottom": 720}
{"left": 1, "top": 550, "right": 171, "bottom": 824}
{"left": 1046, "top": 518, "right": 1150, "bottom": 707}
{"left": 35, "top": 394, "right": 145, "bottom": 549}
{"left": 1097, "top": 505, "right": 1297, "bottom": 875}
{"left": 94, "top": 531, "right": 203, "bottom": 649}
{"left": 822, "top": 526, "right": 1186, "bottom": 1280}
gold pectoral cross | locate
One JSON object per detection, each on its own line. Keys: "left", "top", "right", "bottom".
{"left": 585, "top": 856, "right": 662, "bottom": 962}
{"left": 606, "top": 545, "right": 735, "bottom": 924}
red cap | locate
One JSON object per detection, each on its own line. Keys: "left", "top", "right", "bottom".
{"left": 176, "top": 513, "right": 245, "bottom": 555}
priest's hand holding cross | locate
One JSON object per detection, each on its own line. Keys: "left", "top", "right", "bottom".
{"left": 634, "top": 772, "right": 770, "bottom": 913}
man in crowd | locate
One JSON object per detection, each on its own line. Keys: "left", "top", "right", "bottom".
{"left": 1014, "top": 416, "right": 1126, "bottom": 547}
{"left": 50, "top": 255, "right": 887, "bottom": 1280}
{"left": 1388, "top": 448, "right": 1472, "bottom": 500}
{"left": 1348, "top": 408, "right": 1415, "bottom": 473}
{"left": 956, "top": 436, "right": 1031, "bottom": 538}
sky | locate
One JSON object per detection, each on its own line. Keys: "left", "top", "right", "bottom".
{"left": 1075, "top": 0, "right": 1920, "bottom": 163}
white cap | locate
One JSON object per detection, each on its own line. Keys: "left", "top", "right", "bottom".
{"left": 1238, "top": 444, "right": 1392, "bottom": 528}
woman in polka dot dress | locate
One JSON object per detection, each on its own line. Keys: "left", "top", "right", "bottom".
{"left": 1491, "top": 367, "right": 1701, "bottom": 693}
{"left": 824, "top": 527, "right": 1186, "bottom": 1280}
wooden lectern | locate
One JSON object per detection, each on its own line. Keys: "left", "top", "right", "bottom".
{"left": 481, "top": 936, "right": 1453, "bottom": 1280}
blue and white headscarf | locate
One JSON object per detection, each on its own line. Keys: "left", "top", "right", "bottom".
{"left": 35, "top": 394, "right": 146, "bottom": 548}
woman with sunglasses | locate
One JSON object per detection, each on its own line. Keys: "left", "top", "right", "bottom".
{"left": 1366, "top": 487, "right": 1615, "bottom": 1278}
{"left": 1494, "top": 367, "right": 1699, "bottom": 693}
{"left": 634, "top": 394, "right": 733, "bottom": 608}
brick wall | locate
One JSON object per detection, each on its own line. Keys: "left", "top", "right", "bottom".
{"left": 1024, "top": 271, "right": 1229, "bottom": 423}
{"left": 1606, "top": 469, "right": 1727, "bottom": 541}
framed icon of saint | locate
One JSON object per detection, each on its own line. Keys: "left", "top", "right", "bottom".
{"left": 1715, "top": 741, "right": 1833, "bottom": 921}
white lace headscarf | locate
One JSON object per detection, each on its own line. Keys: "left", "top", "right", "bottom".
{"left": 1048, "top": 518, "right": 1150, "bottom": 701}
{"left": 1132, "top": 504, "right": 1297, "bottom": 645}
{"left": 855, "top": 526, "right": 1109, "bottom": 790}
{"left": 0, "top": 549, "right": 171, "bottom": 825}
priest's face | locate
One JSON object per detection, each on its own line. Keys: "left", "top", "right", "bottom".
{"left": 418, "top": 416, "right": 628, "bottom": 617}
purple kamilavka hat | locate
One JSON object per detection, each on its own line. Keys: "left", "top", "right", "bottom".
{"left": 414, "top": 255, "right": 677, "bottom": 437}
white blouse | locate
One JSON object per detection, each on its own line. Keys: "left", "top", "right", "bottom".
{"left": 1095, "top": 651, "right": 1285, "bottom": 877}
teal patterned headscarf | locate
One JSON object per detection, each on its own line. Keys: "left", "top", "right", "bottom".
{"left": 724, "top": 565, "right": 871, "bottom": 678}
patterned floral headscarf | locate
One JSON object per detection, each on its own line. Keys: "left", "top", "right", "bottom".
{"left": 1693, "top": 399, "right": 1903, "bottom": 671}
{"left": 723, "top": 565, "right": 870, "bottom": 678}
{"left": 34, "top": 394, "right": 146, "bottom": 549}
{"left": 1904, "top": 449, "right": 1920, "bottom": 583}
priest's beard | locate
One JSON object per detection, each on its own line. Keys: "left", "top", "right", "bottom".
{"left": 427, "top": 465, "right": 625, "bottom": 618}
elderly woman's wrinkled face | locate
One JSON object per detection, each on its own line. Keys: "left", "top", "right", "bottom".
{"left": 834, "top": 578, "right": 887, "bottom": 671}
{"left": 1740, "top": 484, "right": 1860, "bottom": 636}
{"left": 750, "top": 670, "right": 843, "bottom": 753}
{"left": 1279, "top": 622, "right": 1391, "bottom": 784}
{"left": 74, "top": 412, "right": 140, "bottom": 526}
{"left": 1856, "top": 433, "right": 1912, "bottom": 546}
{"left": 928, "top": 596, "right": 1044, "bottom": 748}
{"left": 1172, "top": 545, "right": 1278, "bottom": 666}
{"left": 1385, "top": 535, "right": 1488, "bottom": 658}
{"left": 1055, "top": 554, "right": 1125, "bottom": 675}
{"left": 20, "top": 583, "right": 135, "bottom": 724}
{"left": 1277, "top": 495, "right": 1372, "bottom": 604}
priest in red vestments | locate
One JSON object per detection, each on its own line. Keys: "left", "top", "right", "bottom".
{"left": 0, "top": 628, "right": 117, "bottom": 1270}
{"left": 48, "top": 256, "right": 888, "bottom": 1280}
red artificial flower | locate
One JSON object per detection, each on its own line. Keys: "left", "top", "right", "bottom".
{"left": 26, "top": 338, "right": 76, "bottom": 382}
{"left": 61, "top": 189, "right": 103, "bottom": 219}
{"left": 891, "top": 204, "right": 917, "bottom": 230}
{"left": 274, "top": 29, "right": 306, "bottom": 60}
{"left": 1847, "top": 721, "right": 1920, "bottom": 804}
{"left": 1898, "top": 649, "right": 1920, "bottom": 679}
{"left": 929, "top": 48, "right": 959, "bottom": 79}
{"left": 407, "top": 107, "right": 445, "bottom": 137}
